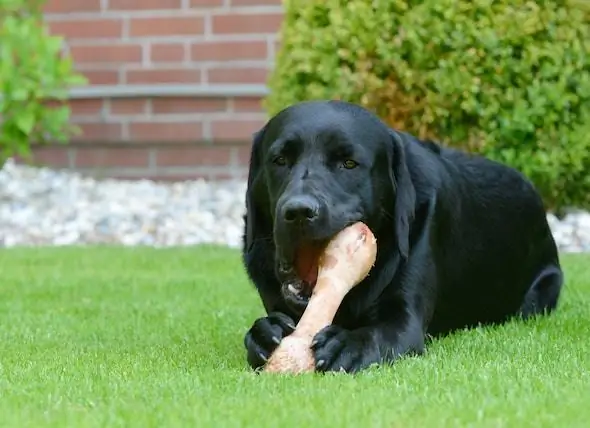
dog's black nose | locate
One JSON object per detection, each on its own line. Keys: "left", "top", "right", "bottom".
{"left": 282, "top": 196, "right": 319, "bottom": 223}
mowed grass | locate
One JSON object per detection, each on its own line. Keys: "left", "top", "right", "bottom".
{"left": 0, "top": 246, "right": 588, "bottom": 428}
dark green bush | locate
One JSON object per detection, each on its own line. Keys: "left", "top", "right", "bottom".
{"left": 0, "top": 0, "right": 87, "bottom": 166}
{"left": 266, "top": 0, "right": 590, "bottom": 212}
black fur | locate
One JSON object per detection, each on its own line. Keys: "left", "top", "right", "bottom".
{"left": 242, "top": 100, "right": 563, "bottom": 373}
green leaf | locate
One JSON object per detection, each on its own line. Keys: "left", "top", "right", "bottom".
{"left": 15, "top": 110, "right": 35, "bottom": 134}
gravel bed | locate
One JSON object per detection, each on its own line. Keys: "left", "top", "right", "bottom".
{"left": 1, "top": 158, "right": 588, "bottom": 253}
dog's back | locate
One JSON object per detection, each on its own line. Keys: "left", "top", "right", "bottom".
{"left": 407, "top": 140, "right": 563, "bottom": 335}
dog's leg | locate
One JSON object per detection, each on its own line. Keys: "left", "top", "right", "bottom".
{"left": 518, "top": 264, "right": 564, "bottom": 319}
{"left": 309, "top": 313, "right": 425, "bottom": 373}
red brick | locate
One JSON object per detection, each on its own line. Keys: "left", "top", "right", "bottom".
{"left": 230, "top": 0, "right": 282, "bottom": 4}
{"left": 70, "top": 99, "right": 104, "bottom": 116}
{"left": 149, "top": 171, "right": 241, "bottom": 182}
{"left": 190, "top": 0, "right": 224, "bottom": 6}
{"left": 109, "top": 99, "right": 149, "bottom": 115}
{"left": 108, "top": 0, "right": 182, "bottom": 9}
{"left": 130, "top": 16, "right": 205, "bottom": 37}
{"left": 126, "top": 69, "right": 201, "bottom": 84}
{"left": 99, "top": 168, "right": 246, "bottom": 182}
{"left": 75, "top": 148, "right": 149, "bottom": 168}
{"left": 130, "top": 173, "right": 207, "bottom": 182}
{"left": 48, "top": 19, "right": 123, "bottom": 39}
{"left": 72, "top": 123, "right": 124, "bottom": 142}
{"left": 81, "top": 70, "right": 120, "bottom": 85}
{"left": 152, "top": 98, "right": 227, "bottom": 114}
{"left": 207, "top": 67, "right": 268, "bottom": 84}
{"left": 150, "top": 43, "right": 186, "bottom": 63}
{"left": 42, "top": 99, "right": 65, "bottom": 110}
{"left": 22, "top": 146, "right": 71, "bottom": 167}
{"left": 235, "top": 144, "right": 253, "bottom": 165}
{"left": 156, "top": 146, "right": 231, "bottom": 166}
{"left": 211, "top": 118, "right": 265, "bottom": 141}
{"left": 44, "top": 0, "right": 101, "bottom": 13}
{"left": 191, "top": 40, "right": 267, "bottom": 61}
{"left": 212, "top": 13, "right": 283, "bottom": 34}
{"left": 232, "top": 97, "right": 264, "bottom": 112}
{"left": 129, "top": 121, "right": 203, "bottom": 142}
{"left": 70, "top": 44, "right": 142, "bottom": 64}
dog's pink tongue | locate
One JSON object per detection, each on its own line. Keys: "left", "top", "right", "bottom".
{"left": 294, "top": 244, "right": 323, "bottom": 285}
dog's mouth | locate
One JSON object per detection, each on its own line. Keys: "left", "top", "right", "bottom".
{"left": 278, "top": 240, "right": 328, "bottom": 305}
{"left": 294, "top": 241, "right": 325, "bottom": 288}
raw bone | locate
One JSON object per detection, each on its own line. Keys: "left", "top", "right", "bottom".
{"left": 263, "top": 222, "right": 377, "bottom": 374}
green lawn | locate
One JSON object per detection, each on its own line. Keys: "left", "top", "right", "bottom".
{"left": 0, "top": 246, "right": 588, "bottom": 427}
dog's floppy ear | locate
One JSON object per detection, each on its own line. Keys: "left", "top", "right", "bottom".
{"left": 388, "top": 130, "right": 416, "bottom": 259}
{"left": 244, "top": 125, "right": 268, "bottom": 253}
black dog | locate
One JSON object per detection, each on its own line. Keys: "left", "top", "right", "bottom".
{"left": 241, "top": 100, "right": 563, "bottom": 373}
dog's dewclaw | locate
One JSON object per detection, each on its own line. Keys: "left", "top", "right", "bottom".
{"left": 263, "top": 222, "right": 377, "bottom": 374}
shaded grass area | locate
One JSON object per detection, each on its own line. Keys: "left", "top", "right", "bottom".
{"left": 0, "top": 246, "right": 588, "bottom": 427}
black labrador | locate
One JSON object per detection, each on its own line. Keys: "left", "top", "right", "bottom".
{"left": 241, "top": 100, "right": 563, "bottom": 373}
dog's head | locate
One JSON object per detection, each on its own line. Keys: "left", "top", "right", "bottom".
{"left": 244, "top": 100, "right": 416, "bottom": 308}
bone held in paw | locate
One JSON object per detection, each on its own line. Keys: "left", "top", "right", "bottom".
{"left": 263, "top": 222, "right": 378, "bottom": 374}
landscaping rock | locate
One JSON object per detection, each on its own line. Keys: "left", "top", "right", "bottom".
{"left": 0, "top": 158, "right": 588, "bottom": 253}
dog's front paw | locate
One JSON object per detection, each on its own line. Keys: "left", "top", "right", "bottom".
{"left": 310, "top": 325, "right": 379, "bottom": 373}
{"left": 244, "top": 311, "right": 296, "bottom": 370}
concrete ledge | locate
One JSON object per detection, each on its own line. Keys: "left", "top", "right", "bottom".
{"left": 68, "top": 84, "right": 270, "bottom": 99}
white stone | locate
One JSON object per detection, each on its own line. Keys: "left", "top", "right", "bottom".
{"left": 0, "top": 158, "right": 589, "bottom": 252}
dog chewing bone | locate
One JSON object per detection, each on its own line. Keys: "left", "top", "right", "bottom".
{"left": 263, "top": 222, "right": 377, "bottom": 374}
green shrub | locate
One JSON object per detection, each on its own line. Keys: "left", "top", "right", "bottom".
{"left": 0, "top": 0, "right": 87, "bottom": 166}
{"left": 266, "top": 0, "right": 590, "bottom": 212}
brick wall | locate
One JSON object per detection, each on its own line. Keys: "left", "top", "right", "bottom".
{"left": 27, "top": 0, "right": 284, "bottom": 181}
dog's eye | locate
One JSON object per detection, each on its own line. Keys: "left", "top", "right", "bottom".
{"left": 273, "top": 156, "right": 287, "bottom": 166}
{"left": 342, "top": 159, "right": 359, "bottom": 169}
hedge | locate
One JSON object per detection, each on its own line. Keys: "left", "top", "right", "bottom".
{"left": 0, "top": 0, "right": 86, "bottom": 166}
{"left": 265, "top": 0, "right": 590, "bottom": 212}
